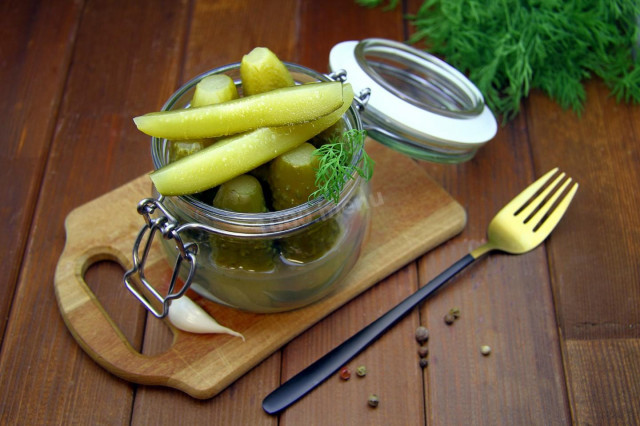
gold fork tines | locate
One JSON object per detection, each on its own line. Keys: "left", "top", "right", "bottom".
{"left": 472, "top": 168, "right": 579, "bottom": 258}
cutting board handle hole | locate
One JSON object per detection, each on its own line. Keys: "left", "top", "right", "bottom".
{"left": 84, "top": 259, "right": 148, "bottom": 352}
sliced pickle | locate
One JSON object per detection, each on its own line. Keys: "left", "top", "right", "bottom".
{"left": 150, "top": 83, "right": 355, "bottom": 196}
{"left": 134, "top": 82, "right": 344, "bottom": 140}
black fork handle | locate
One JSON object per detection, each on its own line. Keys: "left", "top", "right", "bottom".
{"left": 262, "top": 253, "right": 476, "bottom": 415}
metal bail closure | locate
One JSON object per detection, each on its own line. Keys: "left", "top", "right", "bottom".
{"left": 124, "top": 197, "right": 198, "bottom": 318}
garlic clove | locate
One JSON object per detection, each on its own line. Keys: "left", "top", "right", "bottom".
{"left": 167, "top": 296, "right": 245, "bottom": 341}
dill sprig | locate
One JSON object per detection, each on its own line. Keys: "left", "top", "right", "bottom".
{"left": 310, "top": 129, "right": 374, "bottom": 204}
{"left": 358, "top": 0, "right": 640, "bottom": 121}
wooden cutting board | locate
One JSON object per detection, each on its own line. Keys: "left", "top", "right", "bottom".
{"left": 54, "top": 142, "right": 466, "bottom": 399}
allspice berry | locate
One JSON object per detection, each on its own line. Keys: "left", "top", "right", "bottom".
{"left": 417, "top": 345, "right": 429, "bottom": 358}
{"left": 444, "top": 313, "right": 455, "bottom": 325}
{"left": 368, "top": 394, "right": 379, "bottom": 408}
{"left": 415, "top": 326, "right": 429, "bottom": 343}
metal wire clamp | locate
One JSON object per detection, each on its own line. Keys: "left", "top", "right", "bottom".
{"left": 123, "top": 196, "right": 198, "bottom": 318}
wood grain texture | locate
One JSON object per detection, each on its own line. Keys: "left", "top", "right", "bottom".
{"left": 0, "top": 0, "right": 190, "bottom": 423}
{"left": 2, "top": 0, "right": 639, "bottom": 423}
{"left": 525, "top": 80, "right": 640, "bottom": 424}
{"left": 565, "top": 339, "right": 640, "bottom": 425}
{"left": 0, "top": 0, "right": 82, "bottom": 342}
{"left": 526, "top": 82, "right": 640, "bottom": 341}
{"left": 412, "top": 102, "right": 572, "bottom": 423}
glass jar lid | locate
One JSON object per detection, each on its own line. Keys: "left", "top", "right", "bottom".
{"left": 330, "top": 38, "right": 497, "bottom": 163}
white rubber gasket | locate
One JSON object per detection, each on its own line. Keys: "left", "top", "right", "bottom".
{"left": 329, "top": 40, "right": 497, "bottom": 147}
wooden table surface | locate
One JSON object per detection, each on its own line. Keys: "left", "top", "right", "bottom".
{"left": 2, "top": 0, "right": 639, "bottom": 424}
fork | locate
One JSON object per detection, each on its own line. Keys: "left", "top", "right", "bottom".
{"left": 263, "top": 168, "right": 578, "bottom": 415}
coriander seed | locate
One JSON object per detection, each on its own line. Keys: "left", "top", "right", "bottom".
{"left": 415, "top": 326, "right": 429, "bottom": 343}
{"left": 356, "top": 365, "right": 367, "bottom": 377}
{"left": 449, "top": 307, "right": 461, "bottom": 319}
{"left": 444, "top": 313, "right": 455, "bottom": 325}
{"left": 368, "top": 394, "right": 379, "bottom": 408}
{"left": 481, "top": 345, "right": 492, "bottom": 356}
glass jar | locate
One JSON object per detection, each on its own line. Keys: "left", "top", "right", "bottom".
{"left": 126, "top": 39, "right": 496, "bottom": 316}
{"left": 330, "top": 38, "right": 497, "bottom": 163}
{"left": 127, "top": 63, "right": 371, "bottom": 314}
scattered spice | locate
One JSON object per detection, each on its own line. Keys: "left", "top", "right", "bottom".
{"left": 356, "top": 365, "right": 367, "bottom": 377}
{"left": 415, "top": 326, "right": 429, "bottom": 343}
{"left": 368, "top": 394, "right": 379, "bottom": 408}
{"left": 444, "top": 313, "right": 455, "bottom": 325}
{"left": 419, "top": 358, "right": 429, "bottom": 369}
{"left": 339, "top": 367, "right": 351, "bottom": 380}
{"left": 449, "top": 307, "right": 461, "bottom": 319}
{"left": 417, "top": 345, "right": 429, "bottom": 358}
{"left": 481, "top": 345, "right": 492, "bottom": 356}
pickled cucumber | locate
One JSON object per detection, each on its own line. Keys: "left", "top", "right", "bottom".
{"left": 280, "top": 219, "right": 341, "bottom": 263}
{"left": 240, "top": 47, "right": 294, "bottom": 96}
{"left": 269, "top": 142, "right": 319, "bottom": 210}
{"left": 169, "top": 140, "right": 211, "bottom": 162}
{"left": 212, "top": 174, "right": 268, "bottom": 213}
{"left": 269, "top": 143, "right": 341, "bottom": 261}
{"left": 134, "top": 82, "right": 344, "bottom": 140}
{"left": 168, "top": 76, "right": 237, "bottom": 161}
{"left": 150, "top": 83, "right": 355, "bottom": 196}
{"left": 308, "top": 119, "right": 347, "bottom": 148}
{"left": 211, "top": 175, "right": 275, "bottom": 271}
{"left": 191, "top": 74, "right": 239, "bottom": 108}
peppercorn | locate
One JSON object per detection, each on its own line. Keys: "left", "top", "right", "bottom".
{"left": 419, "top": 358, "right": 429, "bottom": 368}
{"left": 368, "top": 394, "right": 379, "bottom": 408}
{"left": 339, "top": 367, "right": 351, "bottom": 380}
{"left": 415, "top": 326, "right": 429, "bottom": 343}
{"left": 356, "top": 365, "right": 367, "bottom": 377}
{"left": 417, "top": 345, "right": 429, "bottom": 358}
{"left": 444, "top": 313, "right": 455, "bottom": 325}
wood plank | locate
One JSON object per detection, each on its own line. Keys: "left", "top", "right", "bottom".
{"left": 564, "top": 339, "right": 640, "bottom": 425}
{"left": 419, "top": 239, "right": 571, "bottom": 424}
{"left": 400, "top": 0, "right": 574, "bottom": 420}
{"left": 183, "top": 0, "right": 298, "bottom": 79}
{"left": 414, "top": 114, "right": 571, "bottom": 423}
{"left": 278, "top": 1, "right": 422, "bottom": 423}
{"left": 280, "top": 265, "right": 426, "bottom": 425}
{"left": 525, "top": 80, "right": 640, "bottom": 422}
{"left": 297, "top": 0, "right": 406, "bottom": 73}
{"left": 130, "top": 0, "right": 298, "bottom": 423}
{"left": 0, "top": 0, "right": 81, "bottom": 342}
{"left": 131, "top": 318, "right": 279, "bottom": 426}
{"left": 526, "top": 81, "right": 640, "bottom": 340}
{"left": 0, "top": 0, "right": 190, "bottom": 423}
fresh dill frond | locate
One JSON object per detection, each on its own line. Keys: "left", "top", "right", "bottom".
{"left": 310, "top": 129, "right": 374, "bottom": 204}
{"left": 358, "top": 0, "right": 640, "bottom": 121}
